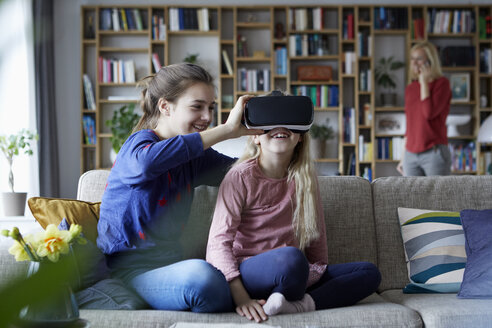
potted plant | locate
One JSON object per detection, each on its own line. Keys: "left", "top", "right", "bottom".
{"left": 105, "top": 103, "right": 141, "bottom": 162}
{"left": 0, "top": 129, "right": 38, "bottom": 216}
{"left": 375, "top": 56, "right": 405, "bottom": 107}
{"left": 310, "top": 118, "right": 335, "bottom": 160}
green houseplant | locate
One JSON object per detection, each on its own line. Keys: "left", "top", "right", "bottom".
{"left": 0, "top": 129, "right": 38, "bottom": 216}
{"left": 310, "top": 118, "right": 335, "bottom": 160}
{"left": 105, "top": 103, "right": 141, "bottom": 157}
{"left": 375, "top": 56, "right": 405, "bottom": 107}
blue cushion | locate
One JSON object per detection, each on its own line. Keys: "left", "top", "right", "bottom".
{"left": 458, "top": 209, "right": 492, "bottom": 299}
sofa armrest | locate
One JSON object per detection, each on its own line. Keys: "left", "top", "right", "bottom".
{"left": 77, "top": 170, "right": 110, "bottom": 202}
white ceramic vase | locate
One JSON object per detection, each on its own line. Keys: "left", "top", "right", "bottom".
{"left": 1, "top": 192, "right": 27, "bottom": 216}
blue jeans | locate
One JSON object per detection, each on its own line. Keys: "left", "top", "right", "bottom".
{"left": 240, "top": 247, "right": 381, "bottom": 310}
{"left": 129, "top": 259, "right": 233, "bottom": 312}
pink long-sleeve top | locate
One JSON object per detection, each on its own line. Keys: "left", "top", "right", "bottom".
{"left": 206, "top": 159, "right": 328, "bottom": 287}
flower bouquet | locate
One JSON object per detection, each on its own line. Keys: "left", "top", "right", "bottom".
{"left": 2, "top": 224, "right": 87, "bottom": 326}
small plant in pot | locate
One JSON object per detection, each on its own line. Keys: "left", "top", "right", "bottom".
{"left": 105, "top": 103, "right": 141, "bottom": 163}
{"left": 375, "top": 56, "right": 405, "bottom": 107}
{"left": 310, "top": 118, "right": 335, "bottom": 160}
{"left": 0, "top": 129, "right": 38, "bottom": 216}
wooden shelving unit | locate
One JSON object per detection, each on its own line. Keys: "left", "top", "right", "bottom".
{"left": 81, "top": 4, "right": 492, "bottom": 178}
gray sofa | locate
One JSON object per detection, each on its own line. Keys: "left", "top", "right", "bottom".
{"left": 2, "top": 170, "right": 492, "bottom": 328}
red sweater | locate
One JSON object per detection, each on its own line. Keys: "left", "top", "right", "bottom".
{"left": 404, "top": 76, "right": 451, "bottom": 153}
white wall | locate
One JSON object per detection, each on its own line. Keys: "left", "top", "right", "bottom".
{"left": 55, "top": 0, "right": 491, "bottom": 197}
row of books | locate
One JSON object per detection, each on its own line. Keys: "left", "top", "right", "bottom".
{"left": 428, "top": 9, "right": 475, "bottom": 34}
{"left": 237, "top": 68, "right": 270, "bottom": 92}
{"left": 342, "top": 13, "right": 354, "bottom": 40}
{"left": 151, "top": 15, "right": 166, "bottom": 40}
{"left": 377, "top": 137, "right": 404, "bottom": 160}
{"left": 275, "top": 47, "right": 288, "bottom": 75}
{"left": 345, "top": 152, "right": 356, "bottom": 175}
{"left": 358, "top": 135, "right": 373, "bottom": 162}
{"left": 100, "top": 8, "right": 146, "bottom": 31}
{"left": 83, "top": 74, "right": 96, "bottom": 110}
{"left": 374, "top": 7, "right": 408, "bottom": 30}
{"left": 82, "top": 115, "right": 96, "bottom": 145}
{"left": 289, "top": 7, "right": 327, "bottom": 31}
{"left": 288, "top": 34, "right": 330, "bottom": 57}
{"left": 478, "top": 15, "right": 492, "bottom": 39}
{"left": 357, "top": 32, "right": 372, "bottom": 57}
{"left": 359, "top": 69, "right": 372, "bottom": 92}
{"left": 291, "top": 85, "right": 339, "bottom": 108}
{"left": 343, "top": 107, "right": 356, "bottom": 144}
{"left": 450, "top": 142, "right": 476, "bottom": 172}
{"left": 479, "top": 48, "right": 492, "bottom": 74}
{"left": 98, "top": 57, "right": 136, "bottom": 84}
{"left": 168, "top": 8, "right": 211, "bottom": 31}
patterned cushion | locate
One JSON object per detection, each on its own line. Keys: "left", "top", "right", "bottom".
{"left": 397, "top": 207, "right": 466, "bottom": 293}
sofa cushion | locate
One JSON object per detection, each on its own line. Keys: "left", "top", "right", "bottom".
{"left": 28, "top": 197, "right": 100, "bottom": 244}
{"left": 80, "top": 293, "right": 422, "bottom": 328}
{"left": 382, "top": 289, "right": 492, "bottom": 328}
{"left": 317, "top": 176, "right": 377, "bottom": 265}
{"left": 397, "top": 207, "right": 465, "bottom": 293}
{"left": 372, "top": 176, "right": 492, "bottom": 292}
{"left": 458, "top": 209, "right": 492, "bottom": 299}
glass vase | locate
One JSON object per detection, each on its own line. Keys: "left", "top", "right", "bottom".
{"left": 18, "top": 259, "right": 79, "bottom": 326}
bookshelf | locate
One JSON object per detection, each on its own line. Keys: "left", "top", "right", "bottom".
{"left": 81, "top": 4, "right": 492, "bottom": 178}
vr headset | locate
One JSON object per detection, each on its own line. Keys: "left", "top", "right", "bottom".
{"left": 244, "top": 93, "right": 314, "bottom": 133}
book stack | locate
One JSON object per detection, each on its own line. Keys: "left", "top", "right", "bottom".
{"left": 289, "top": 7, "right": 325, "bottom": 31}
{"left": 291, "top": 85, "right": 339, "bottom": 107}
{"left": 152, "top": 14, "right": 166, "bottom": 40}
{"left": 343, "top": 107, "right": 356, "bottom": 144}
{"left": 343, "top": 13, "right": 354, "bottom": 40}
{"left": 82, "top": 115, "right": 96, "bottom": 145}
{"left": 376, "top": 137, "right": 404, "bottom": 160}
{"left": 168, "top": 8, "right": 210, "bottom": 31}
{"left": 98, "top": 58, "right": 136, "bottom": 83}
{"left": 237, "top": 68, "right": 270, "bottom": 92}
{"left": 221, "top": 50, "right": 233, "bottom": 75}
{"left": 374, "top": 7, "right": 408, "bottom": 30}
{"left": 288, "top": 34, "right": 329, "bottom": 57}
{"left": 100, "top": 8, "right": 145, "bottom": 31}
{"left": 427, "top": 9, "right": 475, "bottom": 34}
{"left": 275, "top": 47, "right": 287, "bottom": 75}
{"left": 357, "top": 31, "right": 372, "bottom": 56}
{"left": 83, "top": 74, "right": 96, "bottom": 110}
{"left": 449, "top": 142, "right": 476, "bottom": 172}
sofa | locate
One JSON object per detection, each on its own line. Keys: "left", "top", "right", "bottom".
{"left": 1, "top": 170, "right": 492, "bottom": 328}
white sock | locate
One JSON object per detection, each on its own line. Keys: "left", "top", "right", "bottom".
{"left": 263, "top": 292, "right": 315, "bottom": 316}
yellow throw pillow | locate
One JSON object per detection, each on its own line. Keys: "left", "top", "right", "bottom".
{"left": 27, "top": 197, "right": 101, "bottom": 244}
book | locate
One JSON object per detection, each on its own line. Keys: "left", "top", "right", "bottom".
{"left": 83, "top": 74, "right": 96, "bottom": 110}
{"left": 152, "top": 53, "right": 162, "bottom": 73}
{"left": 222, "top": 50, "right": 233, "bottom": 75}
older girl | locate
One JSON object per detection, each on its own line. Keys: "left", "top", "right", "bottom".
{"left": 97, "top": 63, "right": 261, "bottom": 312}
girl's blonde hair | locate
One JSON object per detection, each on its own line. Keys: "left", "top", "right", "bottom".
{"left": 408, "top": 41, "right": 443, "bottom": 82}
{"left": 235, "top": 92, "right": 320, "bottom": 250}
{"left": 133, "top": 63, "right": 214, "bottom": 133}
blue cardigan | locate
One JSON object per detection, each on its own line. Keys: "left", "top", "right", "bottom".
{"left": 97, "top": 129, "right": 234, "bottom": 280}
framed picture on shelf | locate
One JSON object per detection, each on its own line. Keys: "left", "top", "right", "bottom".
{"left": 450, "top": 73, "right": 470, "bottom": 103}
{"left": 375, "top": 113, "right": 406, "bottom": 135}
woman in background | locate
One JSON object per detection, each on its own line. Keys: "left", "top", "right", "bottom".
{"left": 397, "top": 41, "right": 452, "bottom": 176}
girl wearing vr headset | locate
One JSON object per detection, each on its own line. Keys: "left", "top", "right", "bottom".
{"left": 97, "top": 63, "right": 261, "bottom": 312}
{"left": 207, "top": 92, "right": 381, "bottom": 323}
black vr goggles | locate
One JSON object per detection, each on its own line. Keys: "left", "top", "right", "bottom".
{"left": 244, "top": 93, "right": 314, "bottom": 133}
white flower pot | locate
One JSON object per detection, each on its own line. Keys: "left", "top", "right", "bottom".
{"left": 1, "top": 192, "right": 27, "bottom": 216}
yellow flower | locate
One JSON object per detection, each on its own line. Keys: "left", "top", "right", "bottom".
{"left": 8, "top": 234, "right": 36, "bottom": 262}
{"left": 8, "top": 240, "right": 31, "bottom": 262}
{"left": 35, "top": 224, "right": 70, "bottom": 262}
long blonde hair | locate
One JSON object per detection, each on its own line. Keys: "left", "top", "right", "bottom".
{"left": 235, "top": 93, "right": 320, "bottom": 250}
{"left": 133, "top": 63, "right": 214, "bottom": 133}
{"left": 408, "top": 41, "right": 443, "bottom": 82}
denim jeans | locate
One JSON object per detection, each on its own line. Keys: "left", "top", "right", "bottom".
{"left": 129, "top": 259, "right": 233, "bottom": 312}
{"left": 403, "top": 144, "right": 452, "bottom": 176}
{"left": 240, "top": 247, "right": 381, "bottom": 310}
